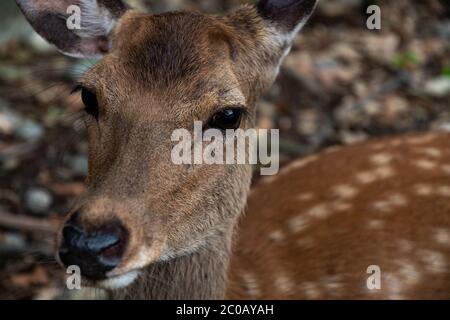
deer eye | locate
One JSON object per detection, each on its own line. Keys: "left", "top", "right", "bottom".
{"left": 80, "top": 87, "right": 99, "bottom": 119}
{"left": 209, "top": 108, "right": 244, "bottom": 130}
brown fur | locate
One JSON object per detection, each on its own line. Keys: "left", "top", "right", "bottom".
{"left": 229, "top": 132, "right": 450, "bottom": 299}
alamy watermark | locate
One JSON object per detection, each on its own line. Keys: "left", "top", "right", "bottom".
{"left": 366, "top": 265, "right": 381, "bottom": 290}
{"left": 66, "top": 265, "right": 81, "bottom": 290}
{"left": 65, "top": 4, "right": 382, "bottom": 31}
{"left": 171, "top": 122, "right": 279, "bottom": 176}
{"left": 66, "top": 5, "right": 82, "bottom": 30}
{"left": 366, "top": 5, "right": 381, "bottom": 30}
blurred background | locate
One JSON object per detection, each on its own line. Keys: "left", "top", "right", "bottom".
{"left": 0, "top": 0, "right": 449, "bottom": 299}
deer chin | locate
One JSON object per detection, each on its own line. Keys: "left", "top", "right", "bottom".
{"left": 98, "top": 270, "right": 140, "bottom": 290}
{"left": 95, "top": 244, "right": 165, "bottom": 290}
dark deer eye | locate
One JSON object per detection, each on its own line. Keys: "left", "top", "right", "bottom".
{"left": 81, "top": 87, "right": 99, "bottom": 119}
{"left": 209, "top": 108, "right": 244, "bottom": 130}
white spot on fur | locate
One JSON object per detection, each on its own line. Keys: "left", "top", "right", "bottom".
{"left": 299, "top": 281, "right": 321, "bottom": 299}
{"left": 374, "top": 166, "right": 395, "bottom": 179}
{"left": 413, "top": 183, "right": 433, "bottom": 196}
{"left": 355, "top": 171, "right": 378, "bottom": 184}
{"left": 297, "top": 193, "right": 315, "bottom": 201}
{"left": 397, "top": 261, "right": 421, "bottom": 286}
{"left": 414, "top": 183, "right": 450, "bottom": 197}
{"left": 437, "top": 185, "right": 450, "bottom": 197}
{"left": 406, "top": 133, "right": 438, "bottom": 145}
{"left": 288, "top": 215, "right": 309, "bottom": 233}
{"left": 389, "top": 193, "right": 408, "bottom": 206}
{"left": 274, "top": 274, "right": 294, "bottom": 294}
{"left": 398, "top": 239, "right": 413, "bottom": 252}
{"left": 370, "top": 153, "right": 394, "bottom": 165}
{"left": 367, "top": 219, "right": 385, "bottom": 230}
{"left": 383, "top": 260, "right": 421, "bottom": 300}
{"left": 416, "top": 147, "right": 442, "bottom": 158}
{"left": 306, "top": 203, "right": 330, "bottom": 219}
{"left": 417, "top": 250, "right": 447, "bottom": 274}
{"left": 413, "top": 159, "right": 437, "bottom": 170}
{"left": 434, "top": 229, "right": 450, "bottom": 246}
{"left": 241, "top": 273, "right": 261, "bottom": 298}
{"left": 269, "top": 230, "right": 286, "bottom": 242}
{"left": 371, "top": 193, "right": 407, "bottom": 212}
{"left": 332, "top": 184, "right": 359, "bottom": 199}
{"left": 332, "top": 201, "right": 352, "bottom": 212}
{"left": 383, "top": 272, "right": 404, "bottom": 300}
{"left": 321, "top": 275, "right": 342, "bottom": 293}
{"left": 372, "top": 200, "right": 392, "bottom": 212}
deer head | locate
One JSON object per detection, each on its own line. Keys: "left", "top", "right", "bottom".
{"left": 17, "top": 0, "right": 318, "bottom": 293}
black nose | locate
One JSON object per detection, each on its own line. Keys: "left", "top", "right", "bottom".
{"left": 58, "top": 213, "right": 128, "bottom": 280}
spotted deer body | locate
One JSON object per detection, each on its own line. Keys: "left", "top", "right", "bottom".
{"left": 16, "top": 0, "right": 450, "bottom": 299}
{"left": 229, "top": 131, "right": 450, "bottom": 299}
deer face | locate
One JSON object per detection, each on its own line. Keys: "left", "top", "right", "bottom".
{"left": 17, "top": 0, "right": 317, "bottom": 289}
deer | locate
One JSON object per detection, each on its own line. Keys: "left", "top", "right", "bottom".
{"left": 16, "top": 0, "right": 450, "bottom": 299}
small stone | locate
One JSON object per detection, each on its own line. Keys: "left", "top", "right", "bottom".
{"left": 296, "top": 109, "right": 320, "bottom": 136}
{"left": 67, "top": 155, "right": 88, "bottom": 176}
{"left": 438, "top": 123, "right": 450, "bottom": 132}
{"left": 0, "top": 102, "right": 44, "bottom": 141}
{"left": 1, "top": 232, "right": 26, "bottom": 251}
{"left": 24, "top": 187, "right": 53, "bottom": 215}
{"left": 16, "top": 119, "right": 44, "bottom": 141}
{"left": 424, "top": 77, "right": 450, "bottom": 97}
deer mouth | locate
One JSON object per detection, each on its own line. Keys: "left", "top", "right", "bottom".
{"left": 94, "top": 244, "right": 163, "bottom": 290}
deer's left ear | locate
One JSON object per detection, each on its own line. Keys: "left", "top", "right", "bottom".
{"left": 258, "top": 0, "right": 318, "bottom": 42}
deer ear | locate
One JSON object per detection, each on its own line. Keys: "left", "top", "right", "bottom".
{"left": 16, "top": 0, "right": 128, "bottom": 58}
{"left": 257, "top": 0, "right": 318, "bottom": 41}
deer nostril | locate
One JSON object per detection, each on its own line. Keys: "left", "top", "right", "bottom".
{"left": 61, "top": 224, "right": 84, "bottom": 250}
{"left": 59, "top": 217, "right": 128, "bottom": 280}
{"left": 87, "top": 229, "right": 121, "bottom": 253}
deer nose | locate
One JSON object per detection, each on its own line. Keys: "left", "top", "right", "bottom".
{"left": 58, "top": 213, "right": 128, "bottom": 280}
